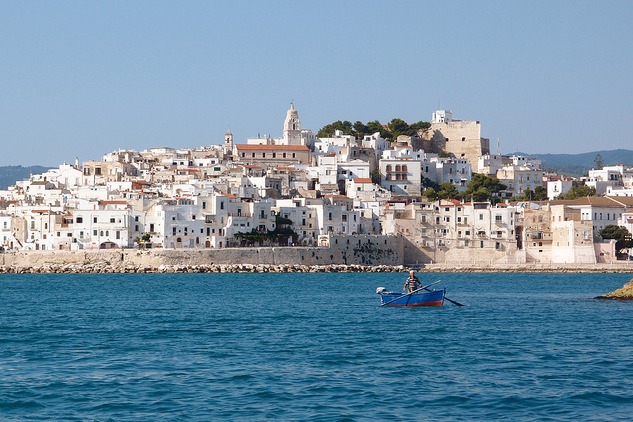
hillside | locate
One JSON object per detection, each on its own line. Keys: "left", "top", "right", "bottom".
{"left": 516, "top": 149, "right": 633, "bottom": 177}
{"left": 0, "top": 165, "right": 52, "bottom": 190}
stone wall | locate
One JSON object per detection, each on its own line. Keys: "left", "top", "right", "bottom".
{"left": 419, "top": 121, "right": 490, "bottom": 172}
{"left": 0, "top": 234, "right": 405, "bottom": 273}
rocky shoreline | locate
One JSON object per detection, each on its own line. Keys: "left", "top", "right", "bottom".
{"left": 0, "top": 263, "right": 408, "bottom": 274}
{"left": 0, "top": 262, "right": 632, "bottom": 274}
{"left": 595, "top": 279, "right": 633, "bottom": 300}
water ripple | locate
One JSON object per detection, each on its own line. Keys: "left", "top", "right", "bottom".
{"left": 1, "top": 272, "right": 632, "bottom": 420}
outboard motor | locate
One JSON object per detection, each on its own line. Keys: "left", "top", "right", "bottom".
{"left": 376, "top": 287, "right": 387, "bottom": 294}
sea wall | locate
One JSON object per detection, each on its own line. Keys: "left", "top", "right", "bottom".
{"left": 0, "top": 234, "right": 406, "bottom": 273}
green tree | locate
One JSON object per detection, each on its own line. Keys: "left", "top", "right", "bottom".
{"left": 513, "top": 186, "right": 548, "bottom": 201}
{"left": 387, "top": 118, "right": 413, "bottom": 138}
{"left": 595, "top": 154, "right": 604, "bottom": 170}
{"left": 463, "top": 173, "right": 507, "bottom": 202}
{"left": 353, "top": 121, "right": 369, "bottom": 139}
{"left": 426, "top": 182, "right": 459, "bottom": 200}
{"left": 316, "top": 120, "right": 354, "bottom": 138}
{"left": 533, "top": 186, "right": 548, "bottom": 200}
{"left": 366, "top": 120, "right": 391, "bottom": 139}
{"left": 422, "top": 177, "right": 439, "bottom": 190}
{"left": 371, "top": 168, "right": 381, "bottom": 185}
{"left": 599, "top": 225, "right": 633, "bottom": 254}
{"left": 410, "top": 120, "right": 431, "bottom": 132}
{"left": 555, "top": 185, "right": 596, "bottom": 199}
{"left": 424, "top": 187, "right": 438, "bottom": 201}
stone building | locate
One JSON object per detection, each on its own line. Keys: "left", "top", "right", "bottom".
{"left": 418, "top": 110, "right": 490, "bottom": 173}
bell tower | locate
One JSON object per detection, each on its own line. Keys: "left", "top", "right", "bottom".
{"left": 224, "top": 128, "right": 234, "bottom": 155}
{"left": 282, "top": 102, "right": 301, "bottom": 145}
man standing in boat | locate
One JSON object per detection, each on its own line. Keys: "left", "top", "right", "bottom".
{"left": 404, "top": 270, "right": 422, "bottom": 293}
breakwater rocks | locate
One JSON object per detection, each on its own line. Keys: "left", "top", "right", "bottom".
{"left": 425, "top": 265, "right": 633, "bottom": 273}
{"left": 0, "top": 263, "right": 407, "bottom": 274}
{"left": 595, "top": 279, "right": 633, "bottom": 300}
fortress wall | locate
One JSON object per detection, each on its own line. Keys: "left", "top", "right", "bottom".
{"left": 422, "top": 121, "right": 489, "bottom": 172}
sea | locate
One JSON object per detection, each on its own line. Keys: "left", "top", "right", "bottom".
{"left": 1, "top": 271, "right": 633, "bottom": 421}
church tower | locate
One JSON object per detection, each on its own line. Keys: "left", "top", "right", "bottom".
{"left": 282, "top": 102, "right": 302, "bottom": 145}
{"left": 224, "top": 128, "right": 234, "bottom": 156}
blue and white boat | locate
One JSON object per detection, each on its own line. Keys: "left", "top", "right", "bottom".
{"left": 376, "top": 287, "right": 446, "bottom": 307}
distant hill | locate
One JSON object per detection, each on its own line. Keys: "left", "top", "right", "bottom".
{"left": 0, "top": 165, "right": 52, "bottom": 190}
{"left": 516, "top": 149, "right": 633, "bottom": 177}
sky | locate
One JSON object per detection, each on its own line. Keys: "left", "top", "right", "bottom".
{"left": 1, "top": 0, "right": 632, "bottom": 167}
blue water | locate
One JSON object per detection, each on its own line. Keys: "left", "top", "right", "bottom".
{"left": 1, "top": 272, "right": 633, "bottom": 421}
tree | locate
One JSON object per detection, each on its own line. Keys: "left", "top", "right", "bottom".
{"left": 317, "top": 118, "right": 430, "bottom": 141}
{"left": 463, "top": 173, "right": 507, "bottom": 202}
{"left": 353, "top": 121, "right": 369, "bottom": 139}
{"left": 513, "top": 186, "right": 548, "bottom": 201}
{"left": 387, "top": 118, "right": 413, "bottom": 139}
{"left": 425, "top": 182, "right": 459, "bottom": 201}
{"left": 316, "top": 120, "right": 354, "bottom": 138}
{"left": 424, "top": 187, "right": 438, "bottom": 201}
{"left": 595, "top": 154, "right": 604, "bottom": 170}
{"left": 556, "top": 185, "right": 596, "bottom": 200}
{"left": 599, "top": 225, "right": 633, "bottom": 254}
{"left": 371, "top": 168, "right": 381, "bottom": 185}
{"left": 533, "top": 186, "right": 548, "bottom": 200}
{"left": 410, "top": 120, "right": 431, "bottom": 132}
{"left": 366, "top": 120, "right": 391, "bottom": 139}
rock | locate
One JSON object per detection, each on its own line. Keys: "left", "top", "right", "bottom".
{"left": 595, "top": 278, "right": 633, "bottom": 300}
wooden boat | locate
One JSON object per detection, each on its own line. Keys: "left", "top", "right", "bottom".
{"left": 376, "top": 287, "right": 445, "bottom": 307}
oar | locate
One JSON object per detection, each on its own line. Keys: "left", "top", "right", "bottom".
{"left": 422, "top": 286, "right": 465, "bottom": 307}
{"left": 380, "top": 280, "right": 441, "bottom": 307}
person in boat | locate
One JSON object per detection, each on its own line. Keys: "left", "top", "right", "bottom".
{"left": 403, "top": 270, "right": 422, "bottom": 293}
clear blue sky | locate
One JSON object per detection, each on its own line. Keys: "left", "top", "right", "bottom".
{"left": 1, "top": 0, "right": 632, "bottom": 166}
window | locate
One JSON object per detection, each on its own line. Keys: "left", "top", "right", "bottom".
{"left": 76, "top": 216, "right": 83, "bottom": 223}
{"left": 93, "top": 217, "right": 97, "bottom": 223}
{"left": 110, "top": 218, "right": 115, "bottom": 223}
{"left": 495, "top": 215, "right": 502, "bottom": 223}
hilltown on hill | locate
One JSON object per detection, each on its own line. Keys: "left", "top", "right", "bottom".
{"left": 1, "top": 104, "right": 633, "bottom": 268}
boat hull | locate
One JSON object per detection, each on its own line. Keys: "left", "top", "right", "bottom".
{"left": 379, "top": 288, "right": 445, "bottom": 307}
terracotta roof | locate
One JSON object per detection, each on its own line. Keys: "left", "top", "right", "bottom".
{"left": 353, "top": 178, "right": 372, "bottom": 183}
{"left": 549, "top": 196, "right": 633, "bottom": 207}
{"left": 236, "top": 144, "right": 309, "bottom": 151}
{"left": 98, "top": 200, "right": 129, "bottom": 205}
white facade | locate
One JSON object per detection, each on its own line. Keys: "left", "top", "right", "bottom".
{"left": 379, "top": 159, "right": 422, "bottom": 195}
{"left": 432, "top": 109, "right": 453, "bottom": 123}
{"left": 547, "top": 179, "right": 573, "bottom": 200}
